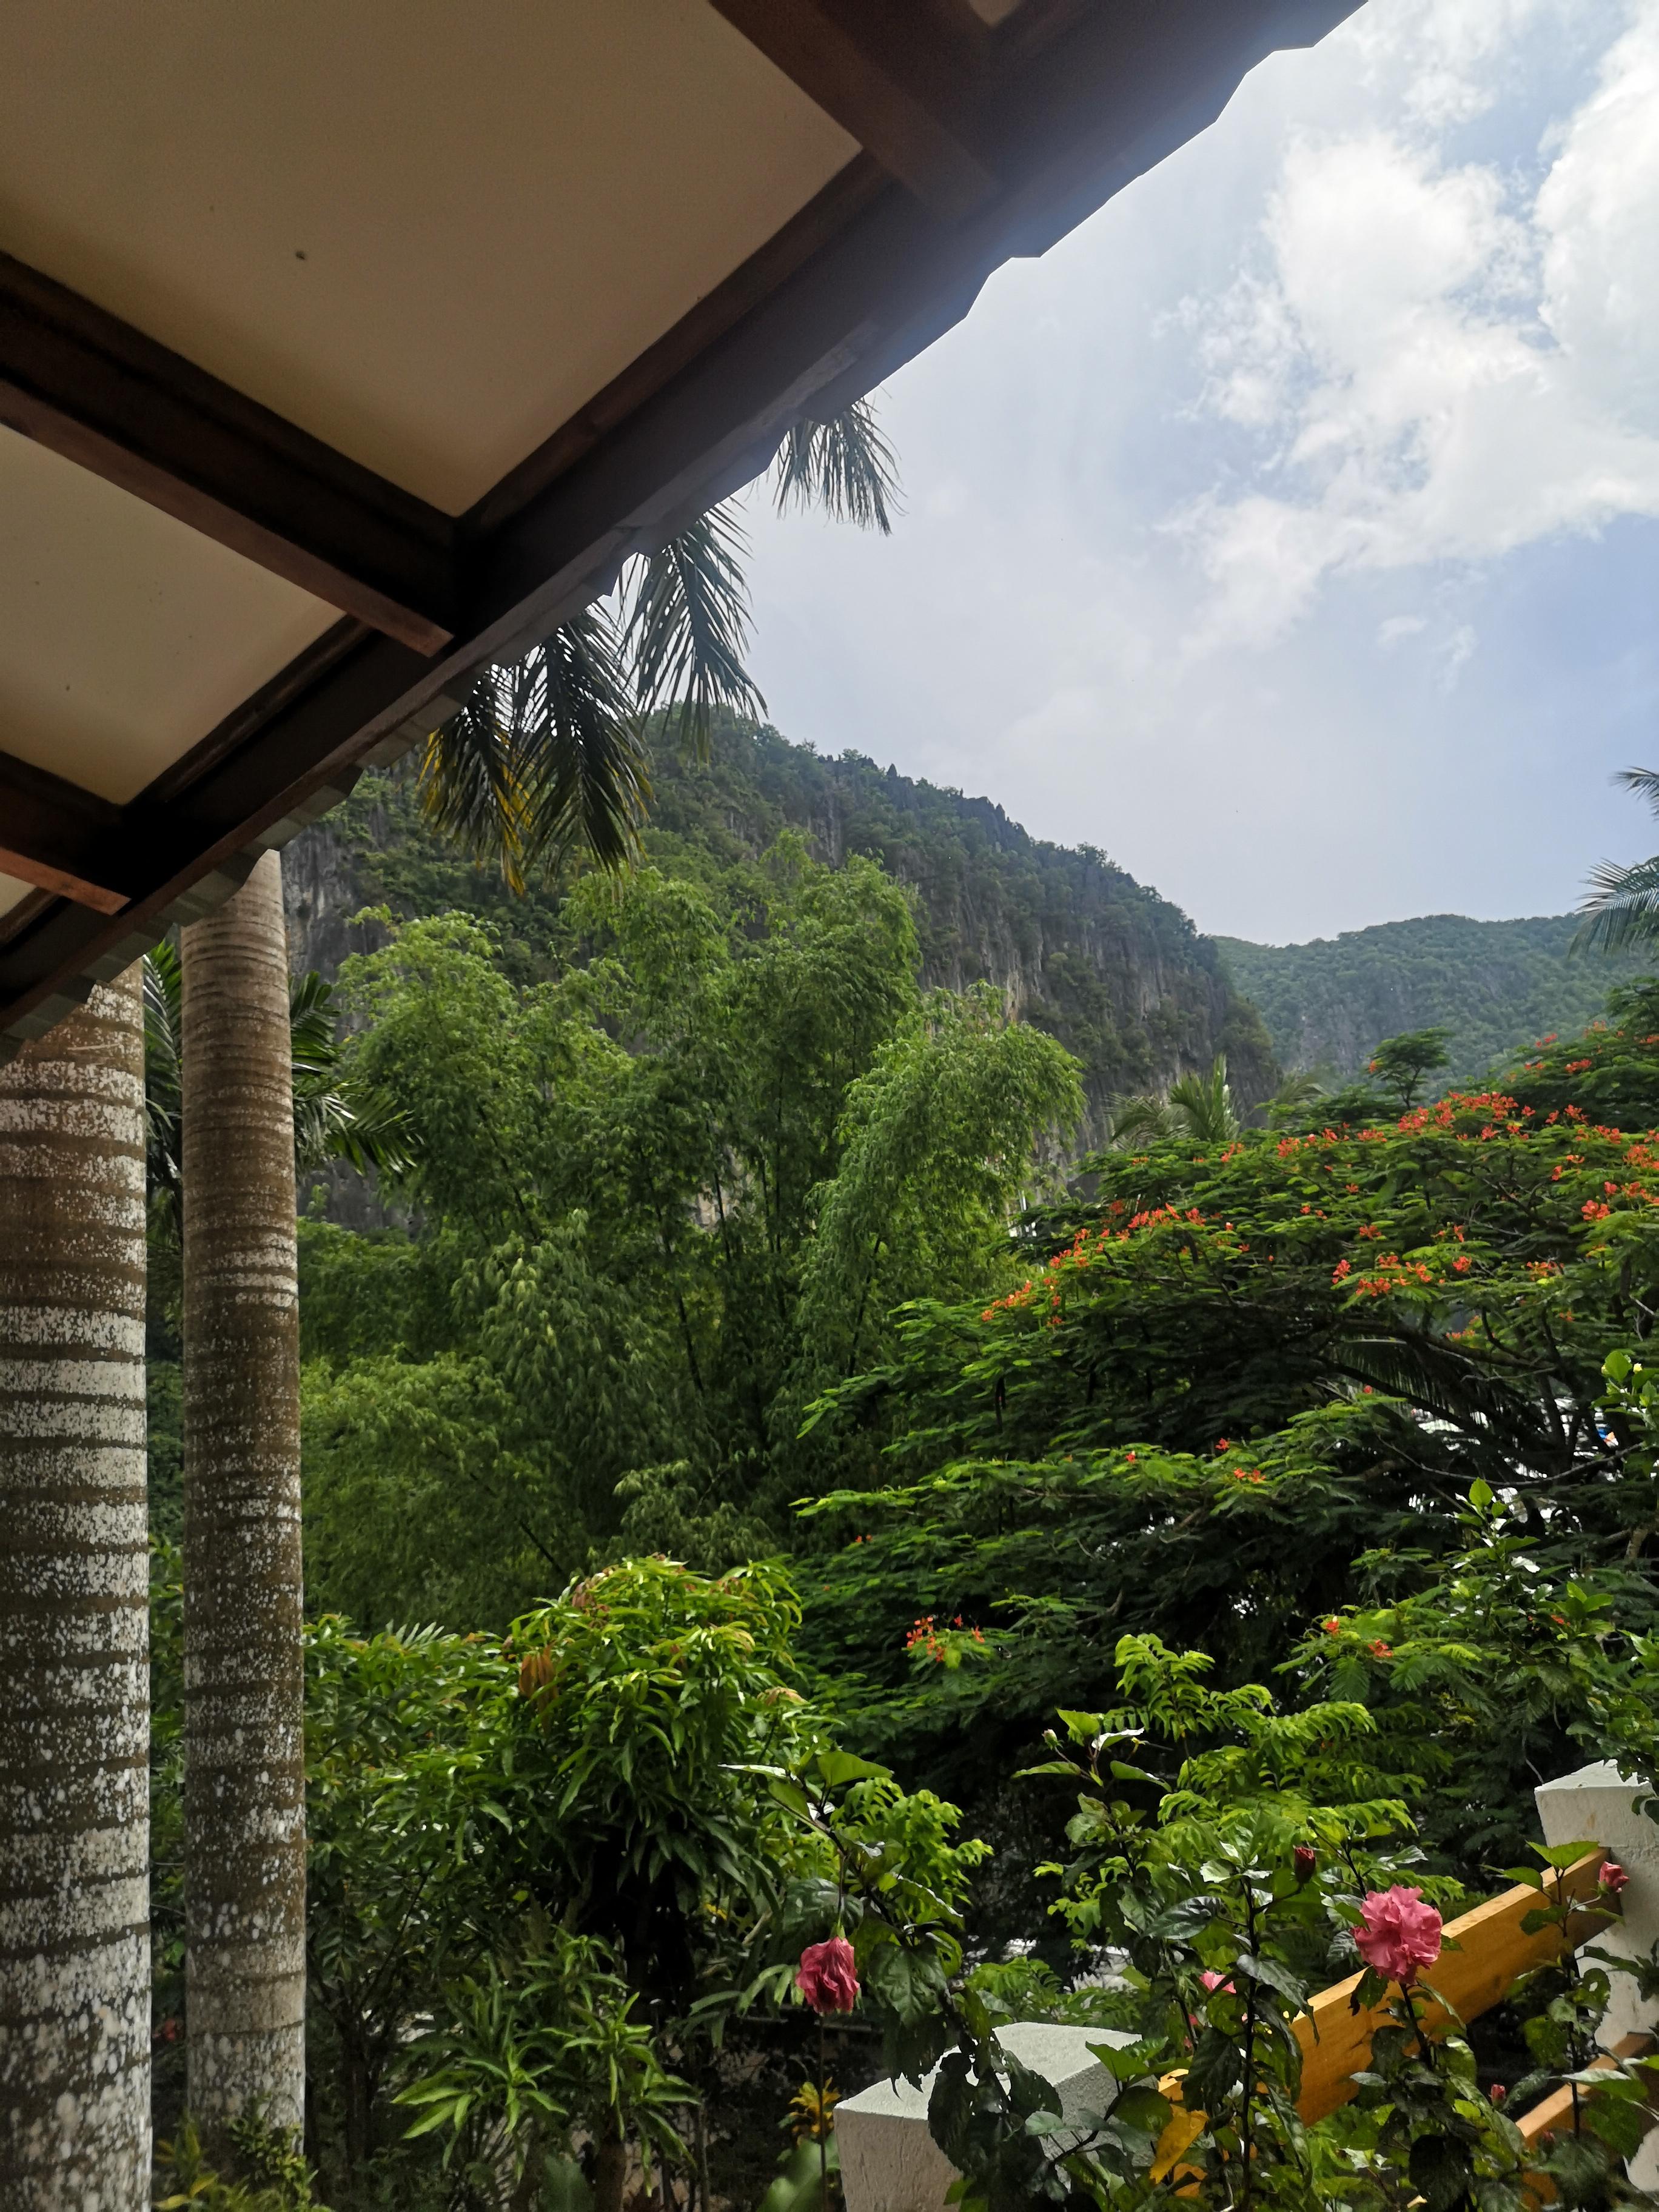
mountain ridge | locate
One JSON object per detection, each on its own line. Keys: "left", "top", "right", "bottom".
{"left": 1217, "top": 910, "right": 1647, "bottom": 1086}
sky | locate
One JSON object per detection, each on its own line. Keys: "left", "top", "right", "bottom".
{"left": 733, "top": 0, "right": 1659, "bottom": 947}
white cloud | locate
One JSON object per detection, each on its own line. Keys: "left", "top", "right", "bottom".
{"left": 1179, "top": 3, "right": 1659, "bottom": 648}
{"left": 1378, "top": 613, "right": 1428, "bottom": 643}
{"left": 1440, "top": 621, "right": 1479, "bottom": 686}
{"left": 1348, "top": 0, "right": 1562, "bottom": 127}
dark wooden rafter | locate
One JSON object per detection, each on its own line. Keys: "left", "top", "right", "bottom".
{"left": 0, "top": 250, "right": 457, "bottom": 652}
{"left": 706, "top": 0, "right": 997, "bottom": 220}
{"left": 0, "top": 0, "right": 1361, "bottom": 1048}
{"left": 0, "top": 749, "right": 129, "bottom": 913}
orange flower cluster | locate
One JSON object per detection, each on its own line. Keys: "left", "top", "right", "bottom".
{"left": 903, "top": 1614, "right": 984, "bottom": 1663}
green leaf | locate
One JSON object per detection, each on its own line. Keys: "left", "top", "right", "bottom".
{"left": 1233, "top": 1951, "right": 1309, "bottom": 2006}
{"left": 543, "top": 2154, "right": 596, "bottom": 2212}
{"left": 1584, "top": 2085, "right": 1651, "bottom": 2159}
{"left": 865, "top": 1939, "right": 950, "bottom": 2025}
{"left": 813, "top": 1750, "right": 890, "bottom": 1788}
{"left": 758, "top": 2134, "right": 842, "bottom": 2212}
{"left": 1111, "top": 2085, "right": 1173, "bottom": 2134}
{"left": 1533, "top": 1840, "right": 1597, "bottom": 1870}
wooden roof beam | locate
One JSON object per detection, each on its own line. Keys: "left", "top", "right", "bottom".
{"left": 0, "top": 250, "right": 457, "bottom": 653}
{"left": 0, "top": 0, "right": 1364, "bottom": 1048}
{"left": 0, "top": 749, "right": 130, "bottom": 914}
{"left": 707, "top": 0, "right": 999, "bottom": 220}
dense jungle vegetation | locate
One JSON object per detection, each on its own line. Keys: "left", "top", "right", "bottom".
{"left": 146, "top": 817, "right": 1659, "bottom": 2211}
{"left": 283, "top": 722, "right": 1276, "bottom": 1141}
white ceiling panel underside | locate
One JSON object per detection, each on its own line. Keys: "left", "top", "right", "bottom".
{"left": 0, "top": 429, "right": 338, "bottom": 804}
{"left": 0, "top": 0, "right": 858, "bottom": 514}
{"left": 0, "top": 876, "right": 32, "bottom": 920}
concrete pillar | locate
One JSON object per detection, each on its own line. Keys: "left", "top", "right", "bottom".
{"left": 1535, "top": 1759, "right": 1659, "bottom": 2188}
{"left": 837, "top": 2023, "right": 1132, "bottom": 2212}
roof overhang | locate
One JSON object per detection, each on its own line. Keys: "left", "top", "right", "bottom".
{"left": 0, "top": 0, "right": 1359, "bottom": 1050}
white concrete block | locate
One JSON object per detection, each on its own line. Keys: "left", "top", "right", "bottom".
{"left": 837, "top": 2022, "right": 1133, "bottom": 2212}
{"left": 1535, "top": 1760, "right": 1659, "bottom": 2187}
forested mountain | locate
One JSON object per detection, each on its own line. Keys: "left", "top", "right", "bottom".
{"left": 284, "top": 718, "right": 1275, "bottom": 1142}
{"left": 1216, "top": 911, "right": 1647, "bottom": 1085}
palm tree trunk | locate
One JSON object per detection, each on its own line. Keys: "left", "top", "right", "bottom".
{"left": 0, "top": 970, "right": 150, "bottom": 2201}
{"left": 181, "top": 851, "right": 305, "bottom": 2150}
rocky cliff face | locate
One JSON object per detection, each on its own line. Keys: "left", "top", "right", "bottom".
{"left": 284, "top": 722, "right": 1274, "bottom": 1145}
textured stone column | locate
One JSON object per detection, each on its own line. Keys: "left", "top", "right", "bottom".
{"left": 0, "top": 970, "right": 150, "bottom": 2205}
{"left": 181, "top": 851, "right": 305, "bottom": 2147}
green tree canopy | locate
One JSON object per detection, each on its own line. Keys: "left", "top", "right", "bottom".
{"left": 300, "top": 843, "right": 1081, "bottom": 1627}
{"left": 798, "top": 998, "right": 1659, "bottom": 1881}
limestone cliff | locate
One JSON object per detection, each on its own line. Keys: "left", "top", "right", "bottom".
{"left": 284, "top": 720, "right": 1274, "bottom": 1145}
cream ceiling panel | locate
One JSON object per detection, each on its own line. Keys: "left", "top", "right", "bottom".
{"left": 0, "top": 875, "right": 32, "bottom": 920}
{"left": 0, "top": 0, "right": 858, "bottom": 514}
{"left": 0, "top": 429, "right": 338, "bottom": 804}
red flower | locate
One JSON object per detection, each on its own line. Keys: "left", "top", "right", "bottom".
{"left": 1490, "top": 2083, "right": 1507, "bottom": 2105}
{"left": 796, "top": 1937, "right": 859, "bottom": 2014}
{"left": 1600, "top": 1860, "right": 1631, "bottom": 1895}
{"left": 1293, "top": 1845, "right": 1317, "bottom": 1882}
{"left": 1199, "top": 1969, "right": 1236, "bottom": 1994}
{"left": 1354, "top": 1886, "right": 1442, "bottom": 1986}
{"left": 1323, "top": 1618, "right": 1341, "bottom": 1635}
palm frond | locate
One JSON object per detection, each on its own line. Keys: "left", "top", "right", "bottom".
{"left": 1573, "top": 853, "right": 1659, "bottom": 956}
{"left": 293, "top": 1083, "right": 411, "bottom": 1180}
{"left": 1105, "top": 1096, "right": 1173, "bottom": 1148}
{"left": 417, "top": 400, "right": 899, "bottom": 882}
{"left": 772, "top": 400, "right": 900, "bottom": 535}
{"left": 143, "top": 940, "right": 183, "bottom": 1226}
{"left": 623, "top": 504, "right": 763, "bottom": 761}
{"left": 1616, "top": 766, "right": 1659, "bottom": 820}
{"left": 288, "top": 968, "right": 343, "bottom": 1082}
{"left": 417, "top": 666, "right": 540, "bottom": 891}
{"left": 288, "top": 969, "right": 412, "bottom": 1179}
{"left": 420, "top": 612, "right": 647, "bottom": 884}
{"left": 1166, "top": 1054, "right": 1239, "bottom": 1147}
{"left": 525, "top": 614, "right": 651, "bottom": 869}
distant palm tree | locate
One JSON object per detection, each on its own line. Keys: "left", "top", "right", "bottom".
{"left": 1107, "top": 1053, "right": 1240, "bottom": 1149}
{"left": 1267, "top": 1068, "right": 1326, "bottom": 1124}
{"left": 421, "top": 402, "right": 899, "bottom": 884}
{"left": 1576, "top": 768, "right": 1659, "bottom": 953}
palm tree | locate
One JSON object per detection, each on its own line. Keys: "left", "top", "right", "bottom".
{"left": 1107, "top": 1053, "right": 1240, "bottom": 1150}
{"left": 420, "top": 402, "right": 899, "bottom": 882}
{"left": 1576, "top": 768, "right": 1659, "bottom": 953}
{"left": 168, "top": 404, "right": 897, "bottom": 2159}
{"left": 178, "top": 852, "right": 309, "bottom": 2153}
{"left": 0, "top": 968, "right": 152, "bottom": 2196}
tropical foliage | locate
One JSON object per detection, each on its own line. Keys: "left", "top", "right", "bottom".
{"left": 143, "top": 715, "right": 1659, "bottom": 2209}
{"left": 1578, "top": 767, "right": 1659, "bottom": 956}
{"left": 418, "top": 407, "right": 899, "bottom": 886}
{"left": 298, "top": 842, "right": 1081, "bottom": 1627}
{"left": 799, "top": 985, "right": 1659, "bottom": 1881}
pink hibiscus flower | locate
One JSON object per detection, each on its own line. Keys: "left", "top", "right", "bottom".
{"left": 796, "top": 1936, "right": 859, "bottom": 2014}
{"left": 1354, "top": 1886, "right": 1442, "bottom": 1986}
